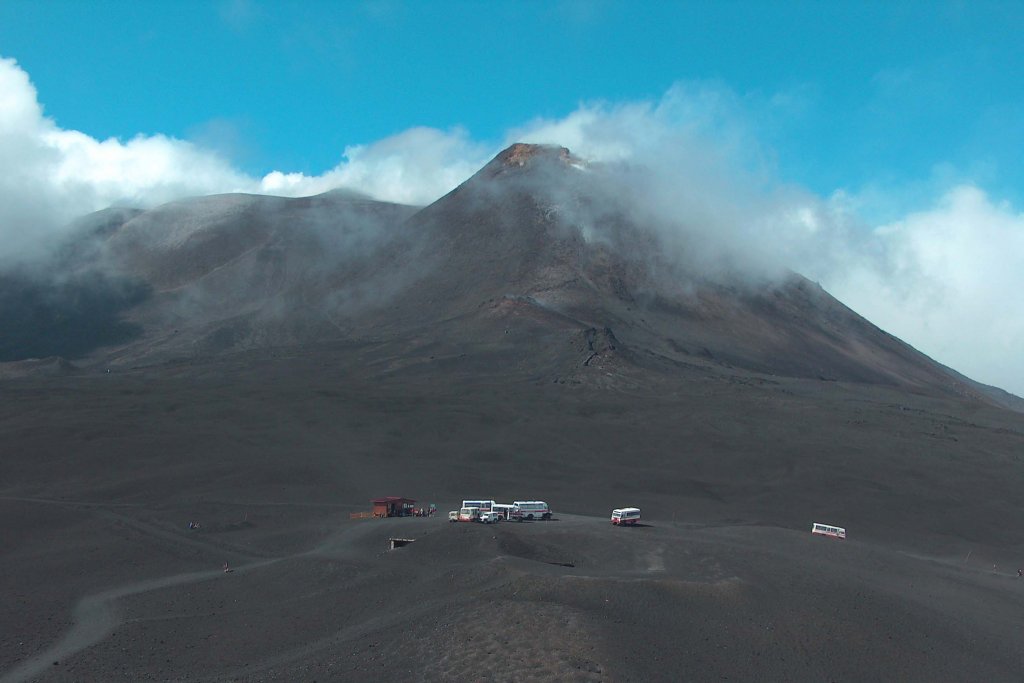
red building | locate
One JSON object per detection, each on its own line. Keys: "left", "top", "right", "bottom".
{"left": 371, "top": 496, "right": 416, "bottom": 518}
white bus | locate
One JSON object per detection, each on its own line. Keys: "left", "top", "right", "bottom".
{"left": 611, "top": 508, "right": 641, "bottom": 526}
{"left": 513, "top": 501, "right": 551, "bottom": 520}
{"left": 811, "top": 522, "right": 846, "bottom": 539}
{"left": 462, "top": 499, "right": 495, "bottom": 512}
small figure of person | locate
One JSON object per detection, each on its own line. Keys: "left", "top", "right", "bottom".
{"left": 1017, "top": 568, "right": 1022, "bottom": 578}
{"left": 223, "top": 561, "right": 233, "bottom": 573}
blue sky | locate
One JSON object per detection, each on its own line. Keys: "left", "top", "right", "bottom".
{"left": 3, "top": 0, "right": 1022, "bottom": 204}
{"left": 0, "top": 0, "right": 1022, "bottom": 393}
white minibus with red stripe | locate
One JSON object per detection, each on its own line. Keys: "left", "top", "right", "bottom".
{"left": 611, "top": 508, "right": 641, "bottom": 525}
{"left": 811, "top": 522, "right": 846, "bottom": 539}
{"left": 513, "top": 501, "right": 551, "bottom": 520}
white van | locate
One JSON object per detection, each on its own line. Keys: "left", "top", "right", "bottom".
{"left": 462, "top": 499, "right": 495, "bottom": 511}
{"left": 611, "top": 508, "right": 641, "bottom": 526}
{"left": 479, "top": 511, "right": 501, "bottom": 524}
{"left": 513, "top": 501, "right": 551, "bottom": 520}
{"left": 492, "top": 503, "right": 516, "bottom": 520}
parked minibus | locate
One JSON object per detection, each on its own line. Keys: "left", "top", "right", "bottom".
{"left": 611, "top": 508, "right": 642, "bottom": 525}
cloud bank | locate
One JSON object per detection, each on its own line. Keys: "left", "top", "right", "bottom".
{"left": 0, "top": 56, "right": 490, "bottom": 263}
{"left": 0, "top": 57, "right": 248, "bottom": 261}
{"left": 827, "top": 186, "right": 1024, "bottom": 392}
{"left": 0, "top": 56, "right": 1021, "bottom": 395}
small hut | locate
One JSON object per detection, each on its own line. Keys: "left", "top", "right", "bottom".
{"left": 371, "top": 496, "right": 416, "bottom": 518}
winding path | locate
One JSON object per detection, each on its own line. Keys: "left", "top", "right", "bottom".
{"left": 0, "top": 497, "right": 389, "bottom": 683}
{"left": 1, "top": 559, "right": 281, "bottom": 683}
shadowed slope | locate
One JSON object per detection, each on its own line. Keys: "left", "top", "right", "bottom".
{"left": 0, "top": 191, "right": 421, "bottom": 365}
{"left": 0, "top": 269, "right": 149, "bottom": 361}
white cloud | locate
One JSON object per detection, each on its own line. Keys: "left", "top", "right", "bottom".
{"left": 824, "top": 186, "right": 1024, "bottom": 393}
{"left": 0, "top": 56, "right": 254, "bottom": 263}
{"left": 0, "top": 56, "right": 488, "bottom": 264}
{"left": 260, "top": 126, "right": 492, "bottom": 204}
{"left": 506, "top": 85, "right": 795, "bottom": 282}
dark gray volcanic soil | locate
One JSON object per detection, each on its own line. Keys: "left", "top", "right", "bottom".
{"left": 3, "top": 144, "right": 1024, "bottom": 681}
{"left": 3, "top": 347, "right": 1024, "bottom": 682}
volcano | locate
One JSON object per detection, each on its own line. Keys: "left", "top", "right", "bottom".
{"left": 2, "top": 144, "right": 1024, "bottom": 682}
{"left": 10, "top": 143, "right": 1016, "bottom": 407}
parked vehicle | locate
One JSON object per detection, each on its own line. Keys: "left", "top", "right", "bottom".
{"left": 611, "top": 507, "right": 642, "bottom": 525}
{"left": 458, "top": 507, "right": 482, "bottom": 522}
{"left": 448, "top": 511, "right": 459, "bottom": 522}
{"left": 462, "top": 499, "right": 495, "bottom": 512}
{"left": 479, "top": 511, "right": 501, "bottom": 524}
{"left": 811, "top": 522, "right": 846, "bottom": 539}
{"left": 492, "top": 503, "right": 516, "bottom": 519}
{"left": 512, "top": 501, "right": 551, "bottom": 520}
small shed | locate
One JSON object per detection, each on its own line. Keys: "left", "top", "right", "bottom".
{"left": 371, "top": 496, "right": 416, "bottom": 518}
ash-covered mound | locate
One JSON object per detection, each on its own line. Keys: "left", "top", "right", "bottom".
{"left": 0, "top": 355, "right": 79, "bottom": 378}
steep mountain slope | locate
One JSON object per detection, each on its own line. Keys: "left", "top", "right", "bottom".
{"left": 392, "top": 144, "right": 994, "bottom": 401}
